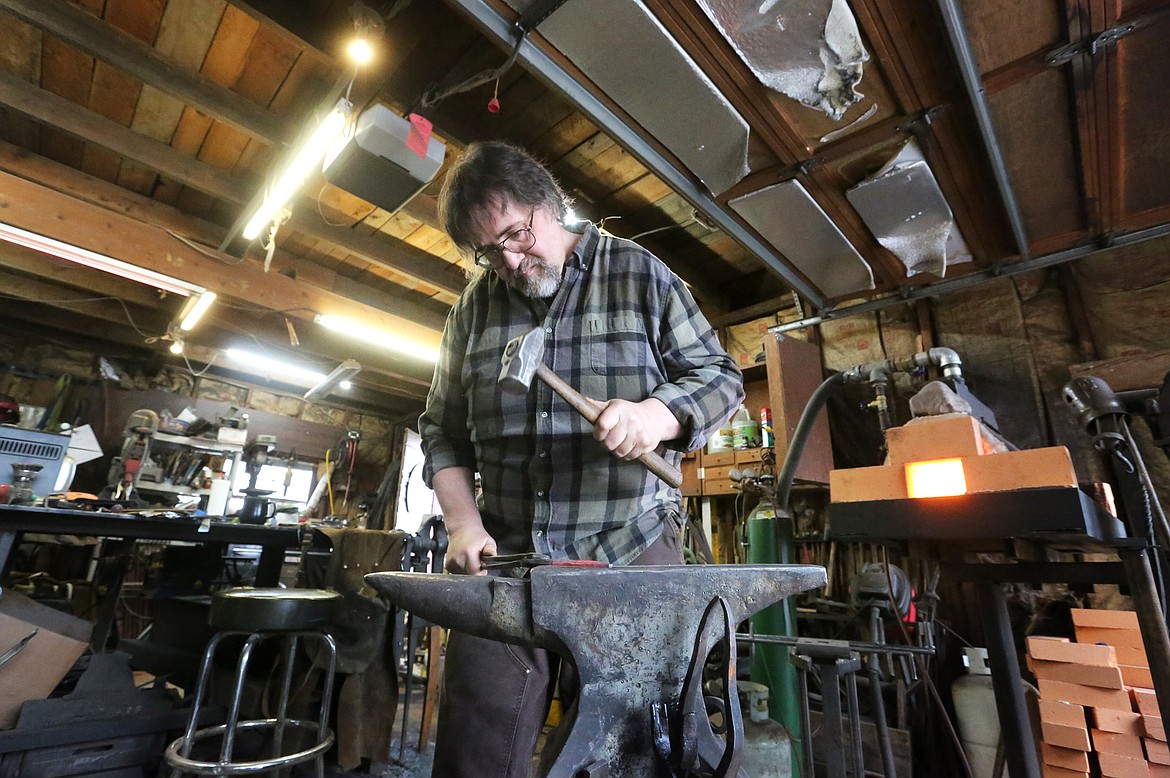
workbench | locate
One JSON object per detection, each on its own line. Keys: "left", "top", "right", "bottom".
{"left": 0, "top": 505, "right": 303, "bottom": 648}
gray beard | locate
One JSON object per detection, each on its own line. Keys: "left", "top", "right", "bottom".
{"left": 512, "top": 256, "right": 563, "bottom": 298}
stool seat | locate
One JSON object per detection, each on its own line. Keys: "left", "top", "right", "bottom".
{"left": 210, "top": 588, "right": 341, "bottom": 632}
{"left": 166, "top": 588, "right": 340, "bottom": 777}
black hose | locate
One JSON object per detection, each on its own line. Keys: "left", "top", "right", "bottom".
{"left": 776, "top": 372, "right": 846, "bottom": 511}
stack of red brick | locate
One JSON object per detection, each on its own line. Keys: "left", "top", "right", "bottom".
{"left": 1028, "top": 609, "right": 1167, "bottom": 777}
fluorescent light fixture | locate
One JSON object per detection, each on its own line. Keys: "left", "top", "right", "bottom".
{"left": 242, "top": 98, "right": 353, "bottom": 241}
{"left": 0, "top": 220, "right": 204, "bottom": 297}
{"left": 177, "top": 290, "right": 217, "bottom": 331}
{"left": 224, "top": 348, "right": 330, "bottom": 386}
{"left": 304, "top": 359, "right": 362, "bottom": 401}
{"left": 905, "top": 458, "right": 968, "bottom": 499}
{"left": 315, "top": 314, "right": 440, "bottom": 363}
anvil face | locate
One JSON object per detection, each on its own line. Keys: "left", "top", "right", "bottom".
{"left": 367, "top": 563, "right": 826, "bottom": 777}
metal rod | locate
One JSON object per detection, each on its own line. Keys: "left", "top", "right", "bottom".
{"left": 769, "top": 221, "right": 1170, "bottom": 334}
{"left": 935, "top": 0, "right": 1029, "bottom": 262}
{"left": 867, "top": 656, "right": 899, "bottom": 778}
{"left": 976, "top": 583, "right": 1040, "bottom": 778}
{"left": 738, "top": 631, "right": 935, "bottom": 656}
{"left": 1117, "top": 544, "right": 1170, "bottom": 725}
{"left": 444, "top": 0, "right": 828, "bottom": 311}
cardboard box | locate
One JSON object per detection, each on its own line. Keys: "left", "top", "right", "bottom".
{"left": 1123, "top": 665, "right": 1156, "bottom": 689}
{"left": 1042, "top": 742, "right": 1090, "bottom": 770}
{"left": 1029, "top": 657, "right": 1123, "bottom": 689}
{"left": 1071, "top": 608, "right": 1140, "bottom": 630}
{"left": 1098, "top": 751, "right": 1150, "bottom": 777}
{"left": 1093, "top": 707, "right": 1145, "bottom": 735}
{"left": 1040, "top": 720, "right": 1091, "bottom": 751}
{"left": 0, "top": 592, "right": 90, "bottom": 729}
{"left": 1038, "top": 679, "right": 1132, "bottom": 710}
{"left": 1092, "top": 729, "right": 1146, "bottom": 758}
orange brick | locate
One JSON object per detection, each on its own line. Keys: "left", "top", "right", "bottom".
{"left": 1150, "top": 738, "right": 1170, "bottom": 765}
{"left": 1117, "top": 645, "right": 1150, "bottom": 667}
{"left": 1075, "top": 626, "right": 1146, "bottom": 650}
{"left": 1092, "top": 729, "right": 1145, "bottom": 758}
{"left": 1042, "top": 742, "right": 1090, "bottom": 770}
{"left": 1071, "top": 608, "right": 1140, "bottom": 630}
{"left": 1028, "top": 636, "right": 1117, "bottom": 667}
{"left": 1123, "top": 665, "right": 1156, "bottom": 689}
{"left": 1041, "top": 699, "right": 1088, "bottom": 727}
{"left": 829, "top": 464, "right": 907, "bottom": 502}
{"left": 1040, "top": 720, "right": 1091, "bottom": 751}
{"left": 1148, "top": 715, "right": 1166, "bottom": 741}
{"left": 1098, "top": 750, "right": 1151, "bottom": 777}
{"left": 1029, "top": 657, "right": 1123, "bottom": 689}
{"left": 1093, "top": 707, "right": 1144, "bottom": 735}
{"left": 1151, "top": 764, "right": 1170, "bottom": 777}
{"left": 1038, "top": 679, "right": 1132, "bottom": 710}
{"left": 1134, "top": 688, "right": 1161, "bottom": 717}
{"left": 961, "top": 447, "right": 1078, "bottom": 492}
{"left": 1042, "top": 765, "right": 1088, "bottom": 778}
{"left": 885, "top": 414, "right": 986, "bottom": 466}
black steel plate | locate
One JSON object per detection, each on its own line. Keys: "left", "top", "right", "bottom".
{"left": 827, "top": 487, "right": 1125, "bottom": 545}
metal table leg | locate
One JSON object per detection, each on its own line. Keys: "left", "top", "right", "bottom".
{"left": 974, "top": 581, "right": 1039, "bottom": 778}
{"left": 1117, "top": 540, "right": 1170, "bottom": 723}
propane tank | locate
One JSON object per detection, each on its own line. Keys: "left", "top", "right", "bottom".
{"left": 952, "top": 647, "right": 998, "bottom": 778}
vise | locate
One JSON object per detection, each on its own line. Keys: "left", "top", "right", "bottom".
{"left": 366, "top": 563, "right": 825, "bottom": 777}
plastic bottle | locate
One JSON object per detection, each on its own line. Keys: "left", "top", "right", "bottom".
{"left": 732, "top": 405, "right": 761, "bottom": 450}
{"left": 760, "top": 407, "right": 775, "bottom": 448}
{"left": 952, "top": 647, "right": 999, "bottom": 778}
{"left": 207, "top": 473, "right": 232, "bottom": 517}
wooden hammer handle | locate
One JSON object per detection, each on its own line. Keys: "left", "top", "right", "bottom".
{"left": 535, "top": 364, "right": 684, "bottom": 489}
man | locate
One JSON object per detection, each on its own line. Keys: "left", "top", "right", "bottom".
{"left": 419, "top": 141, "right": 743, "bottom": 777}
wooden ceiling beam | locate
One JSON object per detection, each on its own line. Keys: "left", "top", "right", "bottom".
{"left": 0, "top": 71, "right": 466, "bottom": 296}
{"left": 0, "top": 0, "right": 297, "bottom": 144}
{"left": 0, "top": 167, "right": 445, "bottom": 353}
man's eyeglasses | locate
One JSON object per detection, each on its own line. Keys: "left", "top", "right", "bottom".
{"left": 473, "top": 211, "right": 536, "bottom": 268}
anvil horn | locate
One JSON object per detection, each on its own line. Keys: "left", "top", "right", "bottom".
{"left": 365, "top": 571, "right": 550, "bottom": 649}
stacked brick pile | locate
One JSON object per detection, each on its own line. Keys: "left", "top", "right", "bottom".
{"left": 1027, "top": 609, "right": 1168, "bottom": 777}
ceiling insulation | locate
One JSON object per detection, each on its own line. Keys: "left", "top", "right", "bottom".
{"left": 694, "top": 0, "right": 869, "bottom": 120}
{"left": 729, "top": 179, "right": 874, "bottom": 298}
{"left": 513, "top": 0, "right": 751, "bottom": 194}
{"left": 847, "top": 140, "right": 972, "bottom": 277}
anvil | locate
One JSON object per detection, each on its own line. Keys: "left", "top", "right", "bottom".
{"left": 366, "top": 563, "right": 825, "bottom": 777}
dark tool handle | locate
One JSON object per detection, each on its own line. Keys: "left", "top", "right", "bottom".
{"left": 535, "top": 364, "right": 683, "bottom": 489}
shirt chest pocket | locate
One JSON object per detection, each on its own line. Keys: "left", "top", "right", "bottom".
{"left": 588, "top": 312, "right": 651, "bottom": 375}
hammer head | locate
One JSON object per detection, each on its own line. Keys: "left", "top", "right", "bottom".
{"left": 498, "top": 327, "right": 545, "bottom": 392}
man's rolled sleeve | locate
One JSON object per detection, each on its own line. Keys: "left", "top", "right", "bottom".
{"left": 651, "top": 276, "right": 745, "bottom": 453}
{"left": 418, "top": 309, "right": 477, "bottom": 488}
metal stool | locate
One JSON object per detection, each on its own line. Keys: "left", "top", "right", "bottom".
{"left": 165, "top": 588, "right": 341, "bottom": 777}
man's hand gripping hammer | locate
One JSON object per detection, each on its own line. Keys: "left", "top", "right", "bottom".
{"left": 498, "top": 327, "right": 683, "bottom": 488}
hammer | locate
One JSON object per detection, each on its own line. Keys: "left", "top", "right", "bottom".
{"left": 499, "top": 327, "right": 683, "bottom": 488}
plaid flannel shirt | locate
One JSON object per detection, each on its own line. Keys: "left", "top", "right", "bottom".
{"left": 419, "top": 224, "right": 744, "bottom": 565}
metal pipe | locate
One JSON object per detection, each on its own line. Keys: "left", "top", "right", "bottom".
{"left": 769, "top": 221, "right": 1170, "bottom": 334}
{"left": 444, "top": 0, "right": 828, "bottom": 312}
{"left": 935, "top": 0, "right": 1030, "bottom": 262}
{"left": 735, "top": 633, "right": 936, "bottom": 656}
